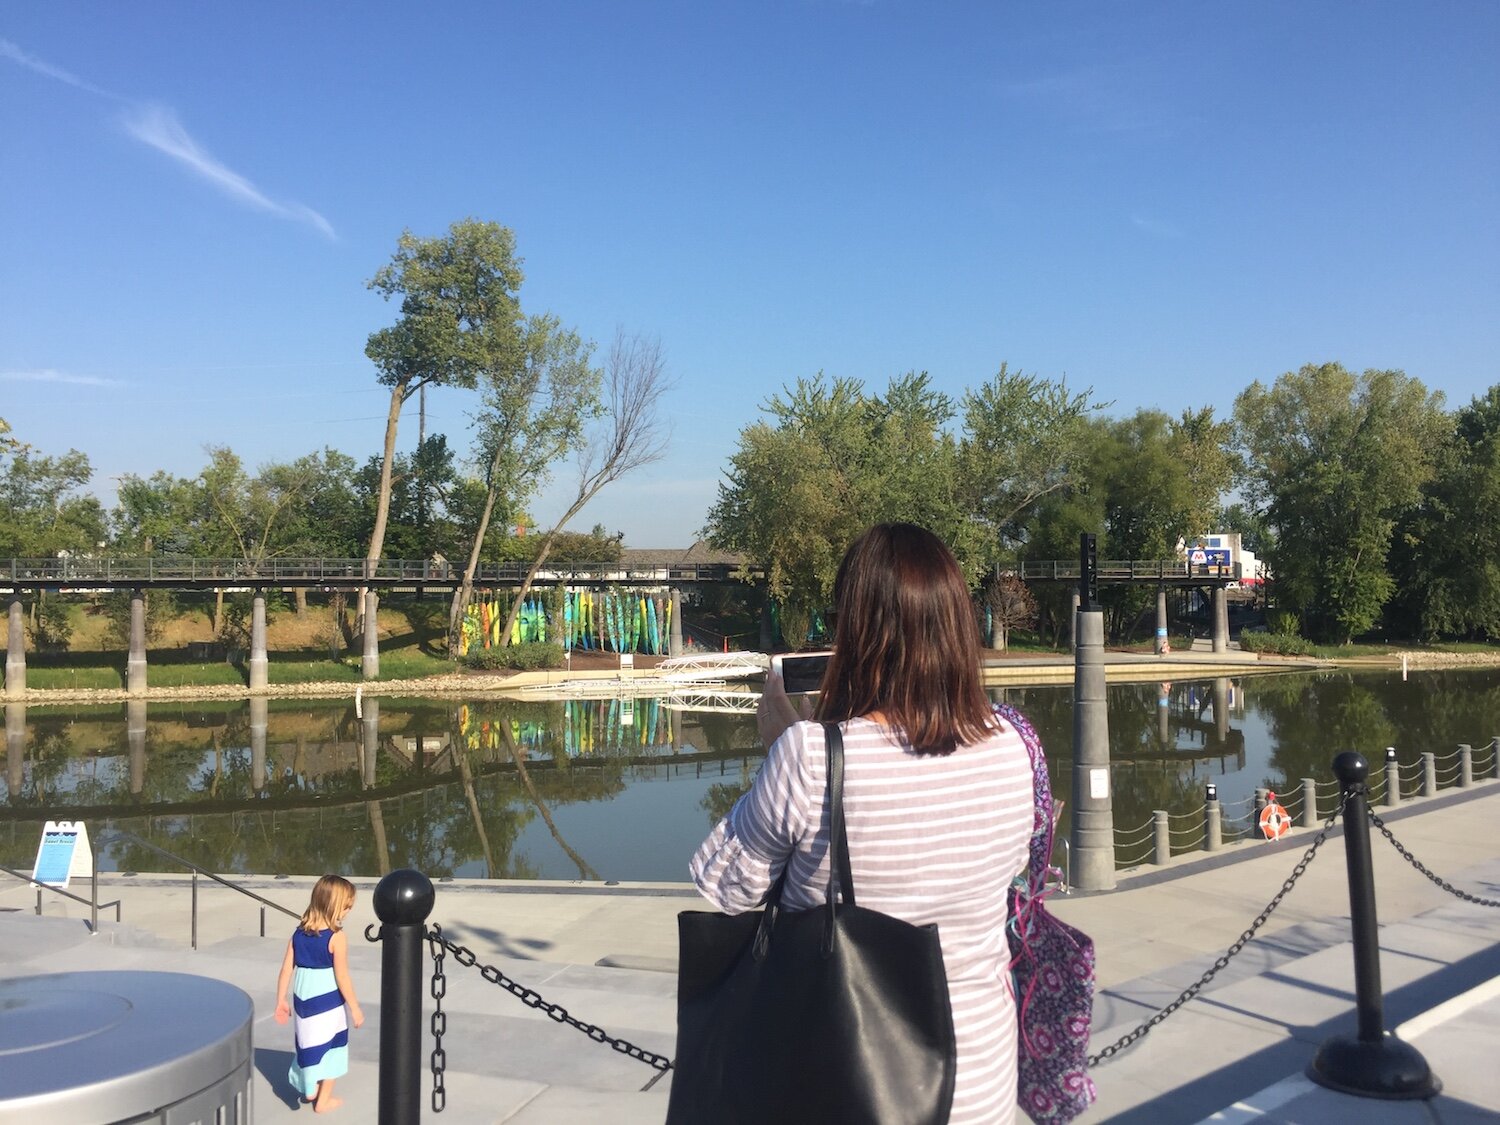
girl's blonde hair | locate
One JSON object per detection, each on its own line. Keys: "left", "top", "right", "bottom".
{"left": 299, "top": 874, "right": 356, "bottom": 934}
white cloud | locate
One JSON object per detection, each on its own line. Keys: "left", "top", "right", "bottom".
{"left": 121, "top": 104, "right": 335, "bottom": 239}
{"left": 0, "top": 37, "right": 117, "bottom": 99}
{"left": 0, "top": 369, "right": 123, "bottom": 387}
{"left": 3, "top": 38, "right": 334, "bottom": 240}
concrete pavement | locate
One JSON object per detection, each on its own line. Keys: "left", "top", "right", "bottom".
{"left": 2, "top": 780, "right": 1497, "bottom": 1123}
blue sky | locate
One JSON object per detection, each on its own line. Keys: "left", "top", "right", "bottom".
{"left": 3, "top": 2, "right": 1496, "bottom": 547}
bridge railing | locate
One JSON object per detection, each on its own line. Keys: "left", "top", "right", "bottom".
{"left": 2, "top": 556, "right": 755, "bottom": 586}
{"left": 1021, "top": 558, "right": 1242, "bottom": 582}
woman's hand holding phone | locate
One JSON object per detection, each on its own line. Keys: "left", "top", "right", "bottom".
{"left": 758, "top": 665, "right": 808, "bottom": 749}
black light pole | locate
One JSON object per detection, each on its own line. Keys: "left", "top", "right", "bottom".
{"left": 1307, "top": 752, "right": 1439, "bottom": 1099}
{"left": 375, "top": 869, "right": 437, "bottom": 1124}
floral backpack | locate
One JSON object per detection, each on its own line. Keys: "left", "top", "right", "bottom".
{"left": 996, "top": 702, "right": 1098, "bottom": 1124}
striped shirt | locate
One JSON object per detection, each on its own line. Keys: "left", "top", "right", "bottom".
{"left": 690, "top": 713, "right": 1034, "bottom": 1124}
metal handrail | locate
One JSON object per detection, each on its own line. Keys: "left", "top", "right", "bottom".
{"left": 101, "top": 829, "right": 300, "bottom": 949}
{"left": 2, "top": 555, "right": 762, "bottom": 587}
{"left": 0, "top": 859, "right": 121, "bottom": 931}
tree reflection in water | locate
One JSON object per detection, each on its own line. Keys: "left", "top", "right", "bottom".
{"left": 2, "top": 669, "right": 1496, "bottom": 880}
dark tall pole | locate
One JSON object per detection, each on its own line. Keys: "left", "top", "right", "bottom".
{"left": 1307, "top": 753, "right": 1439, "bottom": 1099}
{"left": 375, "top": 869, "right": 436, "bottom": 1124}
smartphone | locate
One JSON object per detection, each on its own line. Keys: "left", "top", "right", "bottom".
{"left": 771, "top": 651, "right": 833, "bottom": 695}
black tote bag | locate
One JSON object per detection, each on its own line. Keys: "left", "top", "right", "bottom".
{"left": 668, "top": 722, "right": 956, "bottom": 1125}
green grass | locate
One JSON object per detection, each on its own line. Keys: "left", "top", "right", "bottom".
{"left": 7, "top": 648, "right": 458, "bottom": 691}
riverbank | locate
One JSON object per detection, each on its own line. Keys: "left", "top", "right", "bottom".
{"left": 8, "top": 643, "right": 1500, "bottom": 706}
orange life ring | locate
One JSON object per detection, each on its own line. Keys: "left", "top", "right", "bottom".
{"left": 1259, "top": 796, "right": 1291, "bottom": 840}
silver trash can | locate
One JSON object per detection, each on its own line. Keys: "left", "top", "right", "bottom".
{"left": 0, "top": 970, "right": 253, "bottom": 1124}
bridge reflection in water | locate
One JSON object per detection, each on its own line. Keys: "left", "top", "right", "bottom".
{"left": 4, "top": 668, "right": 1497, "bottom": 882}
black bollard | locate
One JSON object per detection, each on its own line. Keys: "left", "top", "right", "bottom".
{"left": 374, "top": 869, "right": 436, "bottom": 1124}
{"left": 1307, "top": 752, "right": 1440, "bottom": 1099}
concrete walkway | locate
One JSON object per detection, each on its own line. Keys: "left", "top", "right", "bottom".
{"left": 2, "top": 782, "right": 1497, "bottom": 1122}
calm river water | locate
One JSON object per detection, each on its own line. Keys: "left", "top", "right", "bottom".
{"left": 3, "top": 668, "right": 1497, "bottom": 882}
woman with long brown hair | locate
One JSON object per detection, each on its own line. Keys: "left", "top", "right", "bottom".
{"left": 691, "top": 523, "right": 1034, "bottom": 1123}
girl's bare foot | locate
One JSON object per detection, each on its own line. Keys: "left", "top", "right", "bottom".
{"left": 313, "top": 1096, "right": 343, "bottom": 1113}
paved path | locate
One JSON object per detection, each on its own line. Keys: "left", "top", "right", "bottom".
{"left": 2, "top": 782, "right": 1497, "bottom": 1122}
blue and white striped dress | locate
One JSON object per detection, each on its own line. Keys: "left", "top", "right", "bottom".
{"left": 690, "top": 715, "right": 1034, "bottom": 1124}
{"left": 288, "top": 927, "right": 350, "bottom": 1095}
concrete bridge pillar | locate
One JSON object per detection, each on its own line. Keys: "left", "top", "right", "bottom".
{"left": 1212, "top": 586, "right": 1229, "bottom": 654}
{"left": 250, "top": 696, "right": 268, "bottom": 792}
{"left": 669, "top": 588, "right": 683, "bottom": 657}
{"left": 6, "top": 702, "right": 25, "bottom": 796}
{"left": 249, "top": 591, "right": 268, "bottom": 692}
{"left": 1070, "top": 607, "right": 1115, "bottom": 891}
{"left": 1157, "top": 681, "right": 1171, "bottom": 746}
{"left": 361, "top": 590, "right": 380, "bottom": 680}
{"left": 1155, "top": 587, "right": 1169, "bottom": 655}
{"left": 127, "top": 590, "right": 148, "bottom": 696}
{"left": 127, "top": 698, "right": 146, "bottom": 795}
{"left": 1213, "top": 677, "right": 1230, "bottom": 744}
{"left": 361, "top": 696, "right": 381, "bottom": 787}
{"left": 6, "top": 595, "right": 24, "bottom": 700}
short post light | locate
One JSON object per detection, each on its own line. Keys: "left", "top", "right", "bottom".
{"left": 1203, "top": 783, "right": 1222, "bottom": 851}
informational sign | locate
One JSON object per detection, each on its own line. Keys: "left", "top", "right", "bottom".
{"left": 1189, "top": 547, "right": 1232, "bottom": 572}
{"left": 621, "top": 699, "right": 635, "bottom": 727}
{"left": 32, "top": 820, "right": 91, "bottom": 889}
{"left": 619, "top": 652, "right": 634, "bottom": 671}
{"left": 1089, "top": 768, "right": 1110, "bottom": 800}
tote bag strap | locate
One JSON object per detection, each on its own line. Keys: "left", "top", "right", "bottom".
{"left": 822, "top": 722, "right": 856, "bottom": 908}
{"left": 995, "top": 702, "right": 1054, "bottom": 895}
{"left": 753, "top": 722, "right": 851, "bottom": 960}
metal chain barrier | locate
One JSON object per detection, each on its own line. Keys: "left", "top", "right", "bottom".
{"left": 429, "top": 927, "right": 449, "bottom": 1112}
{"left": 425, "top": 922, "right": 674, "bottom": 1084}
{"left": 1367, "top": 810, "right": 1500, "bottom": 908}
{"left": 1088, "top": 792, "right": 1349, "bottom": 1067}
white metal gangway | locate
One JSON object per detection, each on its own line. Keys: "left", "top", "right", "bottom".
{"left": 656, "top": 652, "right": 768, "bottom": 682}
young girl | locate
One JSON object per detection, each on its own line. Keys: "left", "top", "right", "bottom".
{"left": 275, "top": 875, "right": 365, "bottom": 1113}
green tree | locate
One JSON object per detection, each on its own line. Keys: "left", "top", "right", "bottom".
{"left": 520, "top": 524, "right": 623, "bottom": 569}
{"left": 273, "top": 448, "right": 364, "bottom": 558}
{"left": 1217, "top": 501, "right": 1273, "bottom": 556}
{"left": 354, "top": 436, "right": 467, "bottom": 562}
{"left": 1024, "top": 409, "right": 1235, "bottom": 641}
{"left": 957, "top": 364, "right": 1105, "bottom": 563}
{"left": 496, "top": 329, "right": 670, "bottom": 646}
{"left": 364, "top": 219, "right": 529, "bottom": 571}
{"left": 705, "top": 371, "right": 965, "bottom": 634}
{"left": 112, "top": 471, "right": 198, "bottom": 553}
{"left": 1234, "top": 363, "right": 1448, "bottom": 643}
{"left": 0, "top": 428, "right": 105, "bottom": 557}
{"left": 1389, "top": 385, "right": 1500, "bottom": 640}
{"left": 450, "top": 315, "right": 601, "bottom": 652}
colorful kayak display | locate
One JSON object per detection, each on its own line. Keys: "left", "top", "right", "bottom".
{"left": 458, "top": 587, "right": 675, "bottom": 656}
{"left": 559, "top": 588, "right": 673, "bottom": 655}
{"left": 458, "top": 696, "right": 674, "bottom": 758}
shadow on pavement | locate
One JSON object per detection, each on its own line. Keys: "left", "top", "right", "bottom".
{"left": 253, "top": 1047, "right": 301, "bottom": 1110}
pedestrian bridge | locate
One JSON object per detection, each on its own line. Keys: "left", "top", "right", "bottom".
{"left": 0, "top": 556, "right": 755, "bottom": 592}
{"left": 1021, "top": 558, "right": 1243, "bottom": 587}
